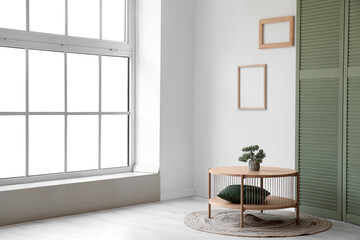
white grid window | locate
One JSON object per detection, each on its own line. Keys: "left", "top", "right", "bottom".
{"left": 0, "top": 0, "right": 134, "bottom": 185}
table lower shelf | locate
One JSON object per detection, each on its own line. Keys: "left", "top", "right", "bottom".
{"left": 209, "top": 196, "right": 297, "bottom": 210}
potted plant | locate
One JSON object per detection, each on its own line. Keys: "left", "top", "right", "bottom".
{"left": 238, "top": 145, "right": 266, "bottom": 171}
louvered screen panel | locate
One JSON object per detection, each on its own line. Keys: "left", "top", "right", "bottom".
{"left": 345, "top": 0, "right": 360, "bottom": 225}
{"left": 297, "top": 0, "right": 342, "bottom": 219}
{"left": 300, "top": 0, "right": 340, "bottom": 70}
{"left": 348, "top": 0, "right": 360, "bottom": 67}
{"left": 299, "top": 77, "right": 340, "bottom": 214}
{"left": 346, "top": 77, "right": 360, "bottom": 223}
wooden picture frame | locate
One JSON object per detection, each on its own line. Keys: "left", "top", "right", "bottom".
{"left": 237, "top": 64, "right": 267, "bottom": 110}
{"left": 259, "top": 16, "right": 294, "bottom": 49}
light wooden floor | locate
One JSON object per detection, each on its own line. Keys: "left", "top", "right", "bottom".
{"left": 0, "top": 197, "right": 359, "bottom": 240}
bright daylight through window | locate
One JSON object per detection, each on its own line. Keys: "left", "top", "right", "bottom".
{"left": 0, "top": 0, "right": 134, "bottom": 184}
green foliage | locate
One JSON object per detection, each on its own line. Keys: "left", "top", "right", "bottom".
{"left": 242, "top": 145, "right": 259, "bottom": 152}
{"left": 238, "top": 145, "right": 266, "bottom": 163}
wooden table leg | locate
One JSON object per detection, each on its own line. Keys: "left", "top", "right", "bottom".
{"left": 260, "top": 177, "right": 263, "bottom": 213}
{"left": 208, "top": 171, "right": 211, "bottom": 219}
{"left": 241, "top": 209, "right": 244, "bottom": 228}
{"left": 240, "top": 176, "right": 244, "bottom": 228}
{"left": 208, "top": 204, "right": 211, "bottom": 219}
{"left": 296, "top": 205, "right": 299, "bottom": 224}
{"left": 296, "top": 173, "right": 300, "bottom": 224}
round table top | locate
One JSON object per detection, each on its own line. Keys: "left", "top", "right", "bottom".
{"left": 208, "top": 166, "right": 298, "bottom": 177}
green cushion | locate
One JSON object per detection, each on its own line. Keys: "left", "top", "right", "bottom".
{"left": 217, "top": 185, "right": 270, "bottom": 204}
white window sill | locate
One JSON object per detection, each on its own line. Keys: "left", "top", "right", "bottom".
{"left": 0, "top": 172, "right": 157, "bottom": 192}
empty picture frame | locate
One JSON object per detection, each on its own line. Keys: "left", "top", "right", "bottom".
{"left": 259, "top": 16, "right": 294, "bottom": 49}
{"left": 237, "top": 64, "right": 267, "bottom": 110}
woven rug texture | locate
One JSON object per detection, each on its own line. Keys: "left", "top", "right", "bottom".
{"left": 184, "top": 210, "right": 332, "bottom": 238}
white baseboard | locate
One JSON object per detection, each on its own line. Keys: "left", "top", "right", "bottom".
{"left": 161, "top": 188, "right": 195, "bottom": 201}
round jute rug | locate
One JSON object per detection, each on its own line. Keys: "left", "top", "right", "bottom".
{"left": 184, "top": 210, "right": 332, "bottom": 238}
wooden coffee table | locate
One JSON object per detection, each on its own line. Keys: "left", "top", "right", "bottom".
{"left": 208, "top": 166, "right": 299, "bottom": 228}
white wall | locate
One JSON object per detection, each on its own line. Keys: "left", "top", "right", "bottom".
{"left": 193, "top": 0, "right": 297, "bottom": 196}
{"left": 135, "top": 0, "right": 195, "bottom": 199}
{"left": 136, "top": 0, "right": 296, "bottom": 200}
{"left": 160, "top": 0, "right": 195, "bottom": 200}
{"left": 134, "top": 0, "right": 161, "bottom": 173}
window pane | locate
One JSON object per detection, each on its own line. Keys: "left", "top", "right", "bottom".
{"left": 0, "top": 0, "right": 26, "bottom": 30}
{"left": 0, "top": 47, "right": 26, "bottom": 112}
{"left": 102, "top": 56, "right": 128, "bottom": 112}
{"left": 0, "top": 116, "right": 26, "bottom": 178}
{"left": 29, "top": 50, "right": 64, "bottom": 112}
{"left": 67, "top": 53, "right": 99, "bottom": 112}
{"left": 67, "top": 116, "right": 98, "bottom": 172}
{"left": 29, "top": 0, "right": 65, "bottom": 34}
{"left": 29, "top": 116, "right": 64, "bottom": 176}
{"left": 102, "top": 0, "right": 126, "bottom": 42}
{"left": 68, "top": 0, "right": 100, "bottom": 38}
{"left": 101, "top": 115, "right": 128, "bottom": 168}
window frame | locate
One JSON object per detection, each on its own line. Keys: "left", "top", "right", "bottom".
{"left": 0, "top": 0, "right": 136, "bottom": 186}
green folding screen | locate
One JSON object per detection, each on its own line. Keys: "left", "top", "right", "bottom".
{"left": 297, "top": 0, "right": 360, "bottom": 225}
{"left": 344, "top": 0, "right": 360, "bottom": 225}
{"left": 296, "top": 0, "right": 344, "bottom": 221}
